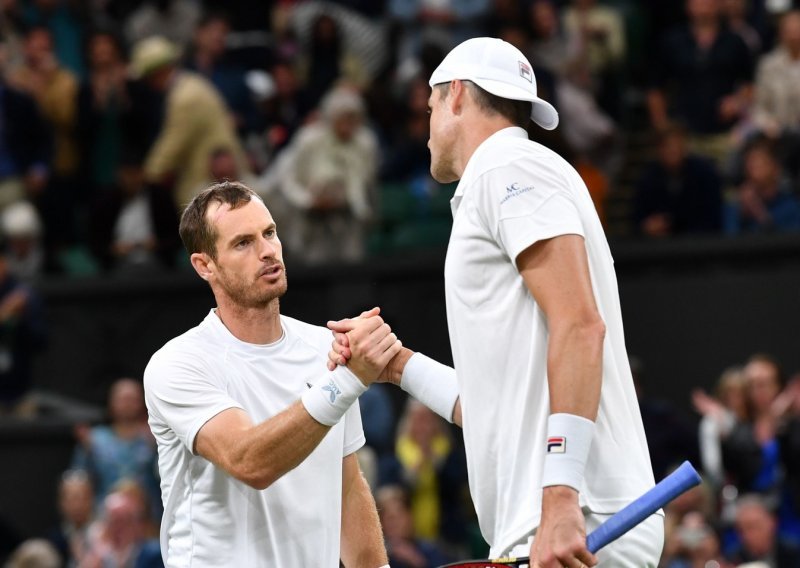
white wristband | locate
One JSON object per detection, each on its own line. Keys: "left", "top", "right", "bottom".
{"left": 400, "top": 353, "right": 460, "bottom": 422}
{"left": 301, "top": 367, "right": 367, "bottom": 426}
{"left": 541, "top": 413, "right": 595, "bottom": 492}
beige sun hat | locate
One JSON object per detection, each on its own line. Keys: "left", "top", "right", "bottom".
{"left": 129, "top": 36, "right": 181, "bottom": 79}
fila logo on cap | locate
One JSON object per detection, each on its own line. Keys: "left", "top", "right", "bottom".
{"left": 518, "top": 61, "right": 533, "bottom": 83}
{"left": 547, "top": 436, "right": 566, "bottom": 453}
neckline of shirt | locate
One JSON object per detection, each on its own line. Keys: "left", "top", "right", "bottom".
{"left": 204, "top": 309, "right": 288, "bottom": 355}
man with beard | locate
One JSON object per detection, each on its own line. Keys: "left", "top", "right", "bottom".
{"left": 143, "top": 181, "right": 399, "bottom": 567}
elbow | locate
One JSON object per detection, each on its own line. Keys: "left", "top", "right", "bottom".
{"left": 227, "top": 460, "right": 280, "bottom": 491}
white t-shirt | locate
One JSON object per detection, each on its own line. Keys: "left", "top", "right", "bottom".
{"left": 144, "top": 310, "right": 365, "bottom": 567}
{"left": 444, "top": 127, "right": 656, "bottom": 556}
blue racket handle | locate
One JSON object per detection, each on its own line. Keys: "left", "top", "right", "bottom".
{"left": 586, "top": 460, "right": 701, "bottom": 553}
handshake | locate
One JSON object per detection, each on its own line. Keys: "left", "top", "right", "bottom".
{"left": 302, "top": 306, "right": 459, "bottom": 428}
{"left": 324, "top": 307, "right": 411, "bottom": 387}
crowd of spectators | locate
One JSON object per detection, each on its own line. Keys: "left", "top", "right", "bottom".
{"left": 0, "top": 0, "right": 794, "bottom": 280}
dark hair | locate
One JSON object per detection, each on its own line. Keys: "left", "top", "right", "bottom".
{"left": 179, "top": 181, "right": 260, "bottom": 258}
{"left": 435, "top": 81, "right": 532, "bottom": 128}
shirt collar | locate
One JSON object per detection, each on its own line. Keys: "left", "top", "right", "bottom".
{"left": 453, "top": 127, "right": 529, "bottom": 199}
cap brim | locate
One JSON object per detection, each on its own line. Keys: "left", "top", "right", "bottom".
{"left": 471, "top": 78, "right": 559, "bottom": 131}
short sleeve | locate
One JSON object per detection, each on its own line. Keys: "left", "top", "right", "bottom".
{"left": 473, "top": 159, "right": 585, "bottom": 263}
{"left": 144, "top": 352, "right": 243, "bottom": 454}
{"left": 499, "top": 194, "right": 584, "bottom": 262}
{"left": 342, "top": 399, "right": 366, "bottom": 458}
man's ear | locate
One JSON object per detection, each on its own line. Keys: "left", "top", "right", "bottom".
{"left": 449, "top": 79, "right": 466, "bottom": 116}
{"left": 190, "top": 252, "right": 214, "bottom": 281}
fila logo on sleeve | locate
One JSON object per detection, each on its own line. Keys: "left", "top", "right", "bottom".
{"left": 547, "top": 436, "right": 566, "bottom": 453}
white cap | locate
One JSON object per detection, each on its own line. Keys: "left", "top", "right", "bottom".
{"left": 429, "top": 37, "right": 559, "bottom": 130}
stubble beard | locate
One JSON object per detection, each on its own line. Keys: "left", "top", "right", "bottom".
{"left": 220, "top": 265, "right": 288, "bottom": 309}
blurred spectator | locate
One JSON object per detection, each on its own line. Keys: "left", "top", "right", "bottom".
{"left": 663, "top": 478, "right": 718, "bottom": 557}
{"left": 112, "top": 479, "right": 160, "bottom": 540}
{"left": 8, "top": 26, "right": 80, "bottom": 258}
{"left": 0, "top": 243, "right": 46, "bottom": 415}
{"left": 752, "top": 10, "right": 800, "bottom": 180}
{"left": 389, "top": 0, "right": 490, "bottom": 70}
{"left": 76, "top": 30, "right": 131, "bottom": 197}
{"left": 46, "top": 469, "right": 95, "bottom": 567}
{"left": 186, "top": 11, "right": 258, "bottom": 135}
{"left": 132, "top": 36, "right": 249, "bottom": 209}
{"left": 721, "top": 0, "right": 762, "bottom": 56}
{"left": 726, "top": 494, "right": 800, "bottom": 564}
{"left": 724, "top": 140, "right": 800, "bottom": 234}
{"left": 648, "top": 0, "right": 754, "bottom": 168}
{"left": 529, "top": 0, "right": 580, "bottom": 78}
{"left": 124, "top": 0, "right": 200, "bottom": 51}
{"left": 1, "top": 200, "right": 44, "bottom": 282}
{"left": 82, "top": 490, "right": 163, "bottom": 568}
{"left": 562, "top": 0, "right": 626, "bottom": 118}
{"left": 394, "top": 400, "right": 449, "bottom": 540}
{"left": 722, "top": 354, "right": 783, "bottom": 494}
{"left": 376, "top": 485, "right": 453, "bottom": 568}
{"left": 5, "top": 538, "right": 61, "bottom": 568}
{"left": 633, "top": 125, "right": 723, "bottom": 237}
{"left": 693, "top": 367, "right": 749, "bottom": 489}
{"left": 295, "top": 12, "right": 370, "bottom": 110}
{"left": 72, "top": 378, "right": 161, "bottom": 520}
{"left": 0, "top": 59, "right": 50, "bottom": 214}
{"left": 387, "top": 400, "right": 469, "bottom": 545}
{"left": 88, "top": 150, "right": 179, "bottom": 273}
{"left": 21, "top": 0, "right": 87, "bottom": 78}
{"left": 8, "top": 25, "right": 78, "bottom": 186}
{"left": 245, "top": 62, "right": 309, "bottom": 174}
{"left": 269, "top": 85, "right": 378, "bottom": 265}
{"left": 662, "top": 511, "right": 733, "bottom": 568}
{"left": 775, "top": 375, "right": 800, "bottom": 528}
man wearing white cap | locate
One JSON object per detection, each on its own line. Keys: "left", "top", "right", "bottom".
{"left": 329, "top": 37, "right": 663, "bottom": 567}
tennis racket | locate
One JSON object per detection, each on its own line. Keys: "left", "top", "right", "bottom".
{"left": 439, "top": 460, "right": 701, "bottom": 567}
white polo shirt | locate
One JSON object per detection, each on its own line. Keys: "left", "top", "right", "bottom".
{"left": 144, "top": 310, "right": 365, "bottom": 567}
{"left": 444, "top": 127, "right": 655, "bottom": 556}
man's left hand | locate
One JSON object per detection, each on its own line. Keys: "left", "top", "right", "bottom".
{"left": 530, "top": 486, "right": 598, "bottom": 568}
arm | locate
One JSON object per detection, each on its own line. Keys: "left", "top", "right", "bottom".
{"left": 195, "top": 314, "right": 401, "bottom": 490}
{"left": 517, "top": 234, "right": 603, "bottom": 568}
{"left": 340, "top": 453, "right": 388, "bottom": 568}
{"left": 195, "top": 401, "right": 331, "bottom": 490}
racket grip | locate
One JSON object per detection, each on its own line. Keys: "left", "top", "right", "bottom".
{"left": 586, "top": 460, "right": 701, "bottom": 553}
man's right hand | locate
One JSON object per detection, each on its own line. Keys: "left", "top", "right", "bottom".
{"left": 327, "top": 308, "right": 413, "bottom": 385}
{"left": 333, "top": 307, "right": 404, "bottom": 386}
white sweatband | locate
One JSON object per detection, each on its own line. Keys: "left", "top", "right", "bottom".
{"left": 301, "top": 367, "right": 367, "bottom": 426}
{"left": 541, "top": 413, "right": 596, "bottom": 492}
{"left": 400, "top": 353, "right": 460, "bottom": 422}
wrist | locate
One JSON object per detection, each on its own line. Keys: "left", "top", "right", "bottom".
{"left": 541, "top": 413, "right": 595, "bottom": 492}
{"left": 400, "top": 353, "right": 460, "bottom": 422}
{"left": 387, "top": 348, "right": 414, "bottom": 385}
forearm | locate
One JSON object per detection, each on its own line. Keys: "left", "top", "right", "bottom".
{"left": 547, "top": 320, "right": 605, "bottom": 419}
{"left": 341, "top": 454, "right": 388, "bottom": 567}
{"left": 221, "top": 401, "right": 331, "bottom": 489}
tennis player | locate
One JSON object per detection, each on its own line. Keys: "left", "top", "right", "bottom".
{"left": 329, "top": 38, "right": 664, "bottom": 567}
{"left": 144, "top": 181, "right": 399, "bottom": 567}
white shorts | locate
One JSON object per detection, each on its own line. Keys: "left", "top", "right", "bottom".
{"left": 508, "top": 511, "right": 664, "bottom": 567}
